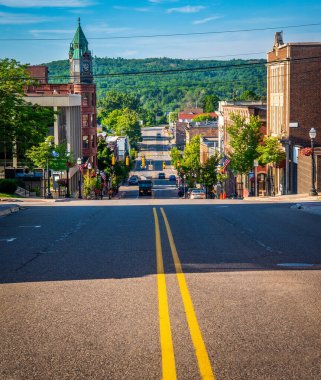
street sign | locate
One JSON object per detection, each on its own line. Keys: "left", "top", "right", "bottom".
{"left": 254, "top": 160, "right": 259, "bottom": 167}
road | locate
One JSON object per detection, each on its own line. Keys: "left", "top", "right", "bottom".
{"left": 1, "top": 128, "right": 321, "bottom": 380}
{"left": 122, "top": 126, "right": 178, "bottom": 199}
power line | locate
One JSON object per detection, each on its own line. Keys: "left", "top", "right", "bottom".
{"left": 0, "top": 22, "right": 321, "bottom": 41}
{"left": 1, "top": 54, "right": 321, "bottom": 83}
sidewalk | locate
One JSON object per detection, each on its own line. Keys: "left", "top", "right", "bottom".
{"left": 245, "top": 193, "right": 321, "bottom": 203}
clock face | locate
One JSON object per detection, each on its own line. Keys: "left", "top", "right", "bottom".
{"left": 83, "top": 62, "right": 90, "bottom": 72}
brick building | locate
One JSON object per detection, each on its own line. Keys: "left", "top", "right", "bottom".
{"left": 298, "top": 147, "right": 321, "bottom": 194}
{"left": 185, "top": 121, "right": 218, "bottom": 144}
{"left": 267, "top": 32, "right": 321, "bottom": 194}
{"left": 26, "top": 18, "right": 97, "bottom": 167}
{"left": 200, "top": 137, "right": 219, "bottom": 165}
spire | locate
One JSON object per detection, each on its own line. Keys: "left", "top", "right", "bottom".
{"left": 69, "top": 18, "right": 90, "bottom": 59}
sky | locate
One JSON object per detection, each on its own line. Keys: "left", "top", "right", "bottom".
{"left": 0, "top": 0, "right": 321, "bottom": 65}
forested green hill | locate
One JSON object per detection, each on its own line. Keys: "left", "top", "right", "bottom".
{"left": 44, "top": 57, "right": 267, "bottom": 114}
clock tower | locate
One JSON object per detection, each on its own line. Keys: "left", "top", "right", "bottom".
{"left": 69, "top": 18, "right": 93, "bottom": 84}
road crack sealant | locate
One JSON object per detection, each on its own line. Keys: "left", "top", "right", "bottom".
{"left": 14, "top": 211, "right": 100, "bottom": 272}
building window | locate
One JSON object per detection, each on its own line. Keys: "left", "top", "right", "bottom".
{"left": 83, "top": 136, "right": 89, "bottom": 149}
{"left": 82, "top": 114, "right": 89, "bottom": 127}
{"left": 92, "top": 135, "right": 95, "bottom": 148}
{"left": 82, "top": 93, "right": 89, "bottom": 107}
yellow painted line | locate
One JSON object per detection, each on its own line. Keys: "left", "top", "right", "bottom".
{"left": 160, "top": 208, "right": 216, "bottom": 380}
{"left": 153, "top": 208, "right": 177, "bottom": 380}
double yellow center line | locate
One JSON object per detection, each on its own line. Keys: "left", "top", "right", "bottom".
{"left": 153, "top": 207, "right": 216, "bottom": 380}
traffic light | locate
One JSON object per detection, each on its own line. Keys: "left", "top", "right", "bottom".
{"left": 125, "top": 156, "right": 130, "bottom": 166}
{"left": 162, "top": 161, "right": 166, "bottom": 170}
{"left": 111, "top": 155, "right": 115, "bottom": 166}
{"left": 141, "top": 156, "right": 146, "bottom": 168}
{"left": 177, "top": 160, "right": 180, "bottom": 168}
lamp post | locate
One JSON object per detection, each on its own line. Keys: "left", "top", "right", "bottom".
{"left": 65, "top": 165, "right": 70, "bottom": 198}
{"left": 309, "top": 128, "right": 318, "bottom": 196}
{"left": 46, "top": 142, "right": 53, "bottom": 199}
{"left": 77, "top": 157, "right": 82, "bottom": 199}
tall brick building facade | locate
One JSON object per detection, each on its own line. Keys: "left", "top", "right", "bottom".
{"left": 267, "top": 32, "right": 321, "bottom": 194}
{"left": 26, "top": 19, "right": 97, "bottom": 167}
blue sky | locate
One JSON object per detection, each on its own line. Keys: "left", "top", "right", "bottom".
{"left": 1, "top": 0, "right": 321, "bottom": 64}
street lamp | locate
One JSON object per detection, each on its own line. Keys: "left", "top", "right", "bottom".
{"left": 46, "top": 141, "right": 53, "bottom": 199}
{"left": 77, "top": 157, "right": 82, "bottom": 199}
{"left": 309, "top": 128, "right": 318, "bottom": 196}
{"left": 65, "top": 153, "right": 71, "bottom": 198}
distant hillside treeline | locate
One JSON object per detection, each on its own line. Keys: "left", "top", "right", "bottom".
{"left": 44, "top": 57, "right": 267, "bottom": 113}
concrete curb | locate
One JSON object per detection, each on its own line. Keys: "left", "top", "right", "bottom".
{"left": 0, "top": 204, "right": 21, "bottom": 217}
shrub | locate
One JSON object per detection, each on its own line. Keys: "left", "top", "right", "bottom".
{"left": 0, "top": 179, "right": 18, "bottom": 194}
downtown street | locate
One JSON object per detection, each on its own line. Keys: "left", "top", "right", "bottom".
{"left": 1, "top": 128, "right": 321, "bottom": 380}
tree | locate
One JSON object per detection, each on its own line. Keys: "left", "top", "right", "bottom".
{"left": 0, "top": 59, "right": 55, "bottom": 165}
{"left": 98, "top": 90, "right": 141, "bottom": 119}
{"left": 202, "top": 95, "right": 220, "bottom": 112}
{"left": 238, "top": 90, "right": 259, "bottom": 101}
{"left": 227, "top": 113, "right": 262, "bottom": 194}
{"left": 257, "top": 136, "right": 285, "bottom": 196}
{"left": 201, "top": 153, "right": 220, "bottom": 197}
{"left": 170, "top": 146, "right": 183, "bottom": 168}
{"left": 103, "top": 108, "right": 142, "bottom": 149}
{"left": 257, "top": 136, "right": 285, "bottom": 166}
{"left": 168, "top": 112, "right": 178, "bottom": 124}
{"left": 180, "top": 135, "right": 201, "bottom": 187}
{"left": 192, "top": 113, "right": 217, "bottom": 122}
{"left": 26, "top": 136, "right": 75, "bottom": 171}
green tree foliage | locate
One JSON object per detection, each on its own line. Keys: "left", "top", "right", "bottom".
{"left": 168, "top": 111, "right": 178, "bottom": 124}
{"left": 227, "top": 113, "right": 262, "bottom": 175}
{"left": 257, "top": 136, "right": 285, "bottom": 166}
{"left": 178, "top": 135, "right": 202, "bottom": 186}
{"left": 45, "top": 57, "right": 267, "bottom": 117}
{"left": 202, "top": 95, "right": 220, "bottom": 112}
{"left": 26, "top": 136, "right": 75, "bottom": 170}
{"left": 238, "top": 90, "right": 260, "bottom": 101}
{"left": 0, "top": 59, "right": 55, "bottom": 164}
{"left": 201, "top": 153, "right": 221, "bottom": 195}
{"left": 192, "top": 113, "right": 217, "bottom": 122}
{"left": 183, "top": 135, "right": 201, "bottom": 171}
{"left": 103, "top": 108, "right": 142, "bottom": 149}
{"left": 170, "top": 146, "right": 183, "bottom": 168}
{"left": 98, "top": 90, "right": 141, "bottom": 119}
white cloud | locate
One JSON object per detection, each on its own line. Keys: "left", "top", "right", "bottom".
{"left": 0, "top": 0, "right": 93, "bottom": 7}
{"left": 87, "top": 23, "right": 132, "bottom": 34}
{"left": 167, "top": 6, "right": 205, "bottom": 14}
{"left": 29, "top": 29, "right": 74, "bottom": 37}
{"left": 0, "top": 12, "right": 56, "bottom": 24}
{"left": 193, "top": 16, "right": 221, "bottom": 25}
{"left": 113, "top": 6, "right": 152, "bottom": 12}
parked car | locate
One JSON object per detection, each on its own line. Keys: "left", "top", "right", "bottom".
{"left": 128, "top": 175, "right": 139, "bottom": 186}
{"left": 158, "top": 172, "right": 165, "bottom": 179}
{"left": 169, "top": 174, "right": 176, "bottom": 181}
{"left": 190, "top": 189, "right": 206, "bottom": 199}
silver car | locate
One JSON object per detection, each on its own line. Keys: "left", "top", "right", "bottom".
{"left": 190, "top": 189, "right": 206, "bottom": 199}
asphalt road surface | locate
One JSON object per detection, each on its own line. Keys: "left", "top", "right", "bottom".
{"left": 1, "top": 128, "right": 321, "bottom": 380}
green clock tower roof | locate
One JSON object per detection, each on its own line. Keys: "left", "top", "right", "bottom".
{"left": 69, "top": 18, "right": 90, "bottom": 59}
